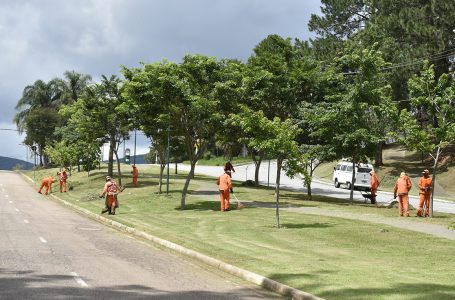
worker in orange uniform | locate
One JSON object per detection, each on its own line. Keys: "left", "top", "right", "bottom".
{"left": 99, "top": 176, "right": 119, "bottom": 215}
{"left": 393, "top": 172, "right": 413, "bottom": 217}
{"left": 224, "top": 161, "right": 235, "bottom": 192}
{"left": 369, "top": 170, "right": 379, "bottom": 204}
{"left": 37, "top": 176, "right": 56, "bottom": 195}
{"left": 217, "top": 169, "right": 232, "bottom": 212}
{"left": 417, "top": 169, "right": 432, "bottom": 217}
{"left": 57, "top": 168, "right": 68, "bottom": 193}
{"left": 132, "top": 165, "right": 139, "bottom": 187}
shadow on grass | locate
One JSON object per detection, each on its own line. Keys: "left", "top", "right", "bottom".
{"left": 189, "top": 190, "right": 219, "bottom": 196}
{"left": 176, "top": 201, "right": 219, "bottom": 211}
{"left": 280, "top": 222, "right": 334, "bottom": 229}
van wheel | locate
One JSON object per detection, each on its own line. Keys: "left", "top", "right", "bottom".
{"left": 334, "top": 179, "right": 340, "bottom": 188}
{"left": 346, "top": 182, "right": 352, "bottom": 190}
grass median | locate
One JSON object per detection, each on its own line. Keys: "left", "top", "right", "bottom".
{"left": 27, "top": 165, "right": 455, "bottom": 300}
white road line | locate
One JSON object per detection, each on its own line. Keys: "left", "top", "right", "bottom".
{"left": 9, "top": 201, "right": 12, "bottom": 204}
{"left": 39, "top": 237, "right": 47, "bottom": 243}
{"left": 24, "top": 219, "right": 29, "bottom": 224}
{"left": 70, "top": 272, "right": 88, "bottom": 287}
{"left": 5, "top": 195, "right": 8, "bottom": 197}
{"left": 15, "top": 208, "right": 20, "bottom": 212}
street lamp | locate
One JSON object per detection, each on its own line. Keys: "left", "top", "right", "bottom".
{"left": 166, "top": 124, "right": 170, "bottom": 195}
{"left": 133, "top": 129, "right": 137, "bottom": 166}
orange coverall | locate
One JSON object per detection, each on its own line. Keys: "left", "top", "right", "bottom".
{"left": 217, "top": 172, "right": 232, "bottom": 212}
{"left": 417, "top": 176, "right": 432, "bottom": 217}
{"left": 100, "top": 181, "right": 118, "bottom": 214}
{"left": 393, "top": 175, "right": 412, "bottom": 217}
{"left": 132, "top": 166, "right": 139, "bottom": 187}
{"left": 38, "top": 176, "right": 55, "bottom": 195}
{"left": 370, "top": 173, "right": 379, "bottom": 202}
{"left": 57, "top": 170, "right": 68, "bottom": 192}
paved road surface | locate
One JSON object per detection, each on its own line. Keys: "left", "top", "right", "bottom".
{"left": 177, "top": 162, "right": 455, "bottom": 214}
{"left": 0, "top": 171, "right": 281, "bottom": 299}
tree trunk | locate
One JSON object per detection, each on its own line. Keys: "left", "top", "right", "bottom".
{"left": 430, "top": 146, "right": 441, "bottom": 218}
{"left": 252, "top": 154, "right": 263, "bottom": 186}
{"left": 175, "top": 161, "right": 178, "bottom": 174}
{"left": 114, "top": 150, "right": 122, "bottom": 186}
{"left": 374, "top": 141, "right": 384, "bottom": 166}
{"left": 307, "top": 165, "right": 314, "bottom": 200}
{"left": 275, "top": 157, "right": 283, "bottom": 228}
{"left": 181, "top": 159, "right": 197, "bottom": 210}
{"left": 158, "top": 163, "right": 165, "bottom": 194}
{"left": 108, "top": 138, "right": 116, "bottom": 177}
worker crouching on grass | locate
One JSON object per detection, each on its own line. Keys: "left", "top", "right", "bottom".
{"left": 99, "top": 176, "right": 119, "bottom": 215}
{"left": 393, "top": 172, "right": 413, "bottom": 217}
{"left": 217, "top": 169, "right": 232, "bottom": 212}
{"left": 38, "top": 176, "right": 56, "bottom": 195}
{"left": 417, "top": 169, "right": 432, "bottom": 217}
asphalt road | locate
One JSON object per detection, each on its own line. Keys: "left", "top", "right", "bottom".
{"left": 177, "top": 161, "right": 455, "bottom": 214}
{"left": 0, "top": 171, "right": 281, "bottom": 299}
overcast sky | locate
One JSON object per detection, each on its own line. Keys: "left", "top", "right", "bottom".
{"left": 0, "top": 0, "right": 321, "bottom": 161}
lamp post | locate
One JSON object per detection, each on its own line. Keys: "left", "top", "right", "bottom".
{"left": 133, "top": 129, "right": 137, "bottom": 166}
{"left": 166, "top": 125, "right": 170, "bottom": 195}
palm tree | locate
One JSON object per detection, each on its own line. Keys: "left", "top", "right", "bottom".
{"left": 14, "top": 79, "right": 63, "bottom": 166}
{"left": 60, "top": 70, "right": 92, "bottom": 104}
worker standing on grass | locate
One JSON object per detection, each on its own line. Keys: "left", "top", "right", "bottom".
{"left": 132, "top": 165, "right": 139, "bottom": 187}
{"left": 217, "top": 169, "right": 232, "bottom": 212}
{"left": 369, "top": 170, "right": 379, "bottom": 204}
{"left": 99, "top": 176, "right": 119, "bottom": 215}
{"left": 417, "top": 169, "right": 432, "bottom": 217}
{"left": 57, "top": 168, "right": 68, "bottom": 193}
{"left": 37, "top": 176, "right": 56, "bottom": 195}
{"left": 393, "top": 172, "right": 413, "bottom": 217}
{"left": 224, "top": 160, "right": 235, "bottom": 192}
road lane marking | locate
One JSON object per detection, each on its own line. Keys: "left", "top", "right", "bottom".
{"left": 39, "top": 237, "right": 47, "bottom": 243}
{"left": 15, "top": 208, "right": 20, "bottom": 212}
{"left": 5, "top": 195, "right": 8, "bottom": 197}
{"left": 9, "top": 201, "right": 12, "bottom": 204}
{"left": 24, "top": 219, "right": 29, "bottom": 224}
{"left": 70, "top": 272, "right": 88, "bottom": 287}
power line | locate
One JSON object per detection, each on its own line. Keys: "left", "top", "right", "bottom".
{"left": 343, "top": 48, "right": 455, "bottom": 75}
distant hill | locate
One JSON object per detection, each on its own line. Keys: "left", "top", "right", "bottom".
{"left": 0, "top": 156, "right": 34, "bottom": 170}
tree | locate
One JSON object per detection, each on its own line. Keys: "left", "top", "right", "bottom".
{"left": 124, "top": 55, "right": 228, "bottom": 208}
{"left": 304, "top": 44, "right": 394, "bottom": 203}
{"left": 59, "top": 70, "right": 92, "bottom": 104}
{"left": 232, "top": 107, "right": 300, "bottom": 228}
{"left": 243, "top": 35, "right": 299, "bottom": 185}
{"left": 396, "top": 62, "right": 455, "bottom": 217}
{"left": 123, "top": 61, "right": 182, "bottom": 194}
{"left": 14, "top": 79, "right": 63, "bottom": 166}
{"left": 63, "top": 75, "right": 131, "bottom": 185}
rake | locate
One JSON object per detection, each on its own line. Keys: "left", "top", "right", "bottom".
{"left": 231, "top": 192, "right": 244, "bottom": 209}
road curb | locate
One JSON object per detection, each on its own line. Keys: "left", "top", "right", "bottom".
{"left": 19, "top": 172, "right": 323, "bottom": 300}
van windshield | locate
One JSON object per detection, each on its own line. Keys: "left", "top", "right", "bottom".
{"left": 358, "top": 167, "right": 372, "bottom": 173}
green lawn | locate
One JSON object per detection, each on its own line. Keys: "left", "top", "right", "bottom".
{"left": 27, "top": 164, "right": 455, "bottom": 300}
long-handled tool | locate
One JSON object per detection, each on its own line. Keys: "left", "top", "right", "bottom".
{"left": 231, "top": 192, "right": 244, "bottom": 209}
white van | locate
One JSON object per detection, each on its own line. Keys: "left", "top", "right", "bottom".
{"left": 333, "top": 161, "right": 374, "bottom": 191}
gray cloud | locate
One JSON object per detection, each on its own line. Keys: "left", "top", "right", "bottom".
{"left": 0, "top": 0, "right": 321, "bottom": 160}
